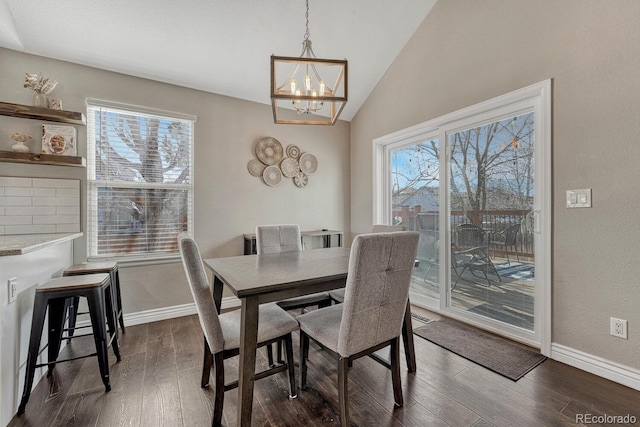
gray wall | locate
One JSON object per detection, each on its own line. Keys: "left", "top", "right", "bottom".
{"left": 350, "top": 0, "right": 640, "bottom": 369}
{"left": 0, "top": 47, "right": 351, "bottom": 310}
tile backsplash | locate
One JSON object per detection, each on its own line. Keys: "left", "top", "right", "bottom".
{"left": 0, "top": 177, "right": 80, "bottom": 235}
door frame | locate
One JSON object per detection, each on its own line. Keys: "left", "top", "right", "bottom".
{"left": 373, "top": 80, "right": 552, "bottom": 355}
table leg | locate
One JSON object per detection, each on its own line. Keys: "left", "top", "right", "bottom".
{"left": 237, "top": 296, "right": 259, "bottom": 427}
{"left": 402, "top": 300, "right": 417, "bottom": 373}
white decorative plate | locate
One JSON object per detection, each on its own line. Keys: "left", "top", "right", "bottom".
{"left": 280, "top": 157, "right": 300, "bottom": 178}
{"left": 299, "top": 153, "right": 318, "bottom": 175}
{"left": 286, "top": 144, "right": 301, "bottom": 159}
{"left": 42, "top": 124, "right": 76, "bottom": 156}
{"left": 255, "top": 137, "right": 284, "bottom": 165}
{"left": 247, "top": 159, "right": 266, "bottom": 177}
{"left": 293, "top": 171, "right": 308, "bottom": 188}
{"left": 262, "top": 165, "right": 283, "bottom": 186}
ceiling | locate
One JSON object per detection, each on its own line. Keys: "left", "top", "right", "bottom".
{"left": 0, "top": 0, "right": 436, "bottom": 122}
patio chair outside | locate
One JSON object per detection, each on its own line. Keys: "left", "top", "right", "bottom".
{"left": 488, "top": 223, "right": 521, "bottom": 264}
{"left": 452, "top": 223, "right": 501, "bottom": 288}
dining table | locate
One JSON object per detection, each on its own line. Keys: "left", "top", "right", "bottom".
{"left": 204, "top": 246, "right": 417, "bottom": 427}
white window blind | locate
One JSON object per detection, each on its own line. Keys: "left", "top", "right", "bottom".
{"left": 87, "top": 100, "right": 195, "bottom": 260}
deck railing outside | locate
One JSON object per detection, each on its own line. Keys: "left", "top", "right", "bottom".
{"left": 393, "top": 206, "right": 533, "bottom": 261}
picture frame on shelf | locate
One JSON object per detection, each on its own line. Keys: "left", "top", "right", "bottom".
{"left": 42, "top": 124, "right": 76, "bottom": 156}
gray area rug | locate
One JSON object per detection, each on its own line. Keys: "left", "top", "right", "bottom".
{"left": 413, "top": 317, "right": 546, "bottom": 381}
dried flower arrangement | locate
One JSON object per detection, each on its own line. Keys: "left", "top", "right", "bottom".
{"left": 8, "top": 133, "right": 33, "bottom": 143}
{"left": 23, "top": 72, "right": 58, "bottom": 95}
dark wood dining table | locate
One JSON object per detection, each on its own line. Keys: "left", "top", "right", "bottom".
{"left": 204, "top": 246, "right": 417, "bottom": 427}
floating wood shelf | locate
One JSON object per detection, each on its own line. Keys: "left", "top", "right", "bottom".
{"left": 0, "top": 150, "right": 86, "bottom": 167}
{"left": 0, "top": 101, "right": 86, "bottom": 125}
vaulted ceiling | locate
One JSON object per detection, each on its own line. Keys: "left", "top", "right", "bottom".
{"left": 0, "top": 0, "right": 436, "bottom": 121}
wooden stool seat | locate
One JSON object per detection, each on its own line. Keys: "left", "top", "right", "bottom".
{"left": 63, "top": 261, "right": 125, "bottom": 334}
{"left": 17, "top": 273, "right": 121, "bottom": 415}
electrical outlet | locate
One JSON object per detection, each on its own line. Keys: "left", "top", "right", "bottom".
{"left": 8, "top": 277, "right": 17, "bottom": 304}
{"left": 610, "top": 317, "right": 628, "bottom": 339}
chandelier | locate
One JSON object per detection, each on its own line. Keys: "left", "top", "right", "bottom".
{"left": 270, "top": 0, "right": 348, "bottom": 125}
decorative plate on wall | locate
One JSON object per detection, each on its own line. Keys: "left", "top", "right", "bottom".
{"left": 255, "top": 137, "right": 284, "bottom": 165}
{"left": 262, "top": 165, "right": 283, "bottom": 186}
{"left": 247, "top": 159, "right": 266, "bottom": 177}
{"left": 280, "top": 157, "right": 300, "bottom": 178}
{"left": 299, "top": 153, "right": 318, "bottom": 175}
{"left": 293, "top": 171, "right": 309, "bottom": 188}
{"left": 42, "top": 124, "right": 76, "bottom": 156}
{"left": 286, "top": 144, "right": 301, "bottom": 159}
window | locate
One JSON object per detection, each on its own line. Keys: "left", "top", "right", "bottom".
{"left": 87, "top": 100, "right": 195, "bottom": 260}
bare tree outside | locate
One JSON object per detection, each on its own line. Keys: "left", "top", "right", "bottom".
{"left": 392, "top": 112, "right": 534, "bottom": 227}
{"left": 92, "top": 108, "right": 192, "bottom": 255}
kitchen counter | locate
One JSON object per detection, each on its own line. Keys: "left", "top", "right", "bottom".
{"left": 0, "top": 232, "right": 83, "bottom": 256}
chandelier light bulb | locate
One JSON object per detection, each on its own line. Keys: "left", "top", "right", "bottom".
{"left": 290, "top": 80, "right": 297, "bottom": 94}
{"left": 304, "top": 75, "right": 311, "bottom": 92}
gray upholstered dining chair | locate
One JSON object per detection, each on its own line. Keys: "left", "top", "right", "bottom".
{"left": 256, "top": 224, "right": 333, "bottom": 364}
{"left": 328, "top": 224, "right": 406, "bottom": 303}
{"left": 178, "top": 234, "right": 299, "bottom": 426}
{"left": 297, "top": 231, "right": 419, "bottom": 427}
{"left": 255, "top": 224, "right": 333, "bottom": 311}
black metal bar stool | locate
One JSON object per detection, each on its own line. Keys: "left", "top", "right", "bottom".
{"left": 17, "top": 273, "right": 121, "bottom": 415}
{"left": 63, "top": 261, "right": 125, "bottom": 335}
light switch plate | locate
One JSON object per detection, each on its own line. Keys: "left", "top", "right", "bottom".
{"left": 566, "top": 189, "right": 592, "bottom": 208}
{"left": 8, "top": 277, "right": 17, "bottom": 304}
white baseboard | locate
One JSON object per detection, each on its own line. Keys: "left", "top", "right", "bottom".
{"left": 78, "top": 297, "right": 242, "bottom": 328}
{"left": 123, "top": 297, "right": 242, "bottom": 326}
{"left": 122, "top": 303, "right": 197, "bottom": 326}
{"left": 551, "top": 343, "right": 640, "bottom": 391}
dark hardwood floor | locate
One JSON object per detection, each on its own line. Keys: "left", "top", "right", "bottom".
{"left": 9, "top": 313, "right": 640, "bottom": 426}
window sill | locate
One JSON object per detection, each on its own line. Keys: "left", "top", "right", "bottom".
{"left": 88, "top": 254, "right": 181, "bottom": 268}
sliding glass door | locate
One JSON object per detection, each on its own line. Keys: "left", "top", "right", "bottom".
{"left": 377, "top": 81, "right": 550, "bottom": 349}
{"left": 447, "top": 112, "right": 536, "bottom": 333}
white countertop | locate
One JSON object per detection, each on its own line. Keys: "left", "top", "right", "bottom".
{"left": 0, "top": 232, "right": 83, "bottom": 256}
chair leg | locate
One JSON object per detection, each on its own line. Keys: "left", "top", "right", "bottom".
{"left": 338, "top": 357, "right": 350, "bottom": 427}
{"left": 299, "top": 331, "right": 309, "bottom": 390}
{"left": 86, "top": 289, "right": 111, "bottom": 392}
{"left": 454, "top": 264, "right": 469, "bottom": 289}
{"left": 277, "top": 339, "right": 284, "bottom": 364}
{"left": 267, "top": 343, "right": 275, "bottom": 367}
{"left": 47, "top": 298, "right": 67, "bottom": 375}
{"left": 67, "top": 296, "right": 80, "bottom": 337}
{"left": 113, "top": 270, "right": 126, "bottom": 334}
{"left": 390, "top": 337, "right": 403, "bottom": 407}
{"left": 284, "top": 334, "right": 297, "bottom": 398}
{"left": 212, "top": 352, "right": 225, "bottom": 427}
{"left": 201, "top": 337, "right": 212, "bottom": 387}
{"left": 104, "top": 284, "right": 121, "bottom": 362}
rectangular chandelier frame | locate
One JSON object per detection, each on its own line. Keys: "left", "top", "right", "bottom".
{"left": 271, "top": 55, "right": 348, "bottom": 125}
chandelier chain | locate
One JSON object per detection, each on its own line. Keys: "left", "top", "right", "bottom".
{"left": 303, "top": 0, "right": 310, "bottom": 41}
